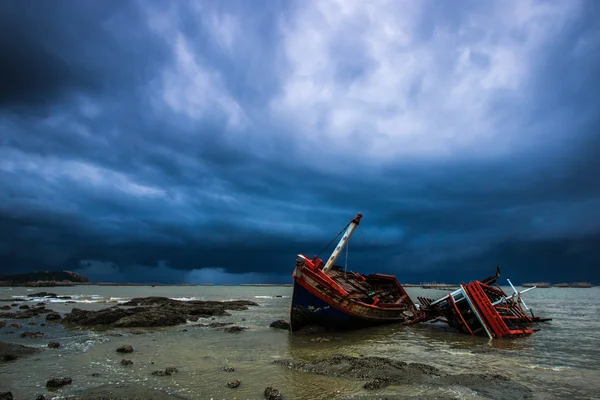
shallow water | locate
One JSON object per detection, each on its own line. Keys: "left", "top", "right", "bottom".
{"left": 1, "top": 285, "right": 599, "bottom": 399}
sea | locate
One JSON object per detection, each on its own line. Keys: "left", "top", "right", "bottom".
{"left": 1, "top": 285, "right": 599, "bottom": 400}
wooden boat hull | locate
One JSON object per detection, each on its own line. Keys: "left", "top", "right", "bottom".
{"left": 290, "top": 262, "right": 418, "bottom": 332}
{"left": 290, "top": 280, "right": 384, "bottom": 331}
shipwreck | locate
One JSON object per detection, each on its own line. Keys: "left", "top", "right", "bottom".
{"left": 290, "top": 212, "right": 421, "bottom": 332}
{"left": 289, "top": 212, "right": 551, "bottom": 338}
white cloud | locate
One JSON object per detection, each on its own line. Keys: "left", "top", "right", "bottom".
{"left": 0, "top": 149, "right": 166, "bottom": 200}
{"left": 143, "top": 3, "right": 246, "bottom": 128}
{"left": 270, "top": 0, "right": 583, "bottom": 162}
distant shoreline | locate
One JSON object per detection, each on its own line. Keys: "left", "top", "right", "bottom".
{"left": 0, "top": 281, "right": 594, "bottom": 288}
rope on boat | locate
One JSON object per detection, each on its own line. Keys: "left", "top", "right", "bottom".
{"left": 316, "top": 220, "right": 352, "bottom": 260}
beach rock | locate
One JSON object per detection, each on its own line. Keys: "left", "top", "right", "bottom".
{"left": 152, "top": 367, "right": 178, "bottom": 376}
{"left": 58, "top": 296, "right": 72, "bottom": 300}
{"left": 226, "top": 379, "right": 241, "bottom": 388}
{"left": 269, "top": 320, "right": 290, "bottom": 330}
{"left": 264, "top": 386, "right": 283, "bottom": 400}
{"left": 112, "top": 310, "right": 188, "bottom": 328}
{"left": 0, "top": 306, "right": 10, "bottom": 311}
{"left": 0, "top": 321, "right": 4, "bottom": 329}
{"left": 275, "top": 295, "right": 283, "bottom": 297}
{"left": 363, "top": 378, "right": 391, "bottom": 390}
{"left": 37, "top": 302, "right": 46, "bottom": 306}
{"left": 121, "top": 359, "right": 133, "bottom": 365}
{"left": 60, "top": 297, "right": 259, "bottom": 329}
{"left": 28, "top": 321, "right": 36, "bottom": 326}
{"left": 35, "top": 395, "right": 48, "bottom": 400}
{"left": 2, "top": 306, "right": 51, "bottom": 320}
{"left": 116, "top": 345, "right": 133, "bottom": 353}
{"left": 90, "top": 373, "right": 101, "bottom": 377}
{"left": 46, "top": 377, "right": 72, "bottom": 389}
{"left": 46, "top": 312, "right": 62, "bottom": 321}
{"left": 310, "top": 337, "right": 331, "bottom": 342}
{"left": 223, "top": 326, "right": 246, "bottom": 333}
{"left": 18, "top": 305, "right": 30, "bottom": 310}
{"left": 66, "top": 301, "right": 77, "bottom": 304}
{"left": 28, "top": 292, "right": 57, "bottom": 298}
{"left": 9, "top": 323, "right": 21, "bottom": 329}
{"left": 48, "top": 342, "right": 61, "bottom": 349}
{"left": 272, "top": 355, "right": 532, "bottom": 399}
{"left": 0, "top": 391, "right": 13, "bottom": 400}
{"left": 222, "top": 366, "right": 235, "bottom": 372}
{"left": 20, "top": 331, "right": 44, "bottom": 338}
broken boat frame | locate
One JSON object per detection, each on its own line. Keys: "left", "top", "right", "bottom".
{"left": 413, "top": 268, "right": 552, "bottom": 339}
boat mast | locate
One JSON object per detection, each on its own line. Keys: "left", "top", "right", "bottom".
{"left": 322, "top": 213, "right": 363, "bottom": 274}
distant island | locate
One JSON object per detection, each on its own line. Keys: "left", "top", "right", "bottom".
{"left": 0, "top": 270, "right": 89, "bottom": 287}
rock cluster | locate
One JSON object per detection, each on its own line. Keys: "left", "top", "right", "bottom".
{"left": 46, "top": 377, "right": 72, "bottom": 389}
{"left": 269, "top": 320, "right": 290, "bottom": 330}
{"left": 273, "top": 354, "right": 533, "bottom": 398}
{"left": 60, "top": 297, "right": 259, "bottom": 328}
{"left": 264, "top": 386, "right": 283, "bottom": 400}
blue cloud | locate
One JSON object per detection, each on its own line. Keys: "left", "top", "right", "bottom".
{"left": 0, "top": 0, "right": 599, "bottom": 284}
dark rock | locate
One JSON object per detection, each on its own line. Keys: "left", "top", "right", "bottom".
{"left": 0, "top": 391, "right": 13, "bottom": 400}
{"left": 226, "top": 379, "right": 241, "bottom": 388}
{"left": 0, "top": 321, "right": 4, "bottom": 328}
{"left": 223, "top": 326, "right": 246, "bottom": 333}
{"left": 20, "top": 331, "right": 44, "bottom": 338}
{"left": 363, "top": 378, "right": 391, "bottom": 390}
{"left": 10, "top": 323, "right": 21, "bottom": 329}
{"left": 269, "top": 320, "right": 290, "bottom": 330}
{"left": 222, "top": 366, "right": 235, "bottom": 372}
{"left": 35, "top": 395, "right": 47, "bottom": 400}
{"left": 127, "top": 330, "right": 145, "bottom": 335}
{"left": 273, "top": 355, "right": 533, "bottom": 399}
{"left": 310, "top": 337, "right": 331, "bottom": 342}
{"left": 152, "top": 367, "right": 178, "bottom": 376}
{"left": 58, "top": 296, "right": 72, "bottom": 299}
{"left": 264, "top": 386, "right": 283, "bottom": 400}
{"left": 59, "top": 297, "right": 259, "bottom": 329}
{"left": 18, "top": 305, "right": 30, "bottom": 310}
{"left": 11, "top": 303, "right": 20, "bottom": 306}
{"left": 275, "top": 295, "right": 283, "bottom": 297}
{"left": 46, "top": 377, "right": 72, "bottom": 388}
{"left": 121, "top": 359, "right": 133, "bottom": 365}
{"left": 27, "top": 292, "right": 57, "bottom": 298}
{"left": 2, "top": 306, "right": 51, "bottom": 320}
{"left": 37, "top": 302, "right": 46, "bottom": 306}
{"left": 46, "top": 312, "right": 62, "bottom": 321}
{"left": 66, "top": 301, "right": 77, "bottom": 304}
{"left": 28, "top": 321, "right": 36, "bottom": 326}
{"left": 116, "top": 345, "right": 133, "bottom": 353}
{"left": 48, "top": 342, "right": 61, "bottom": 349}
{"left": 0, "top": 306, "right": 10, "bottom": 310}
{"left": 90, "top": 373, "right": 101, "bottom": 377}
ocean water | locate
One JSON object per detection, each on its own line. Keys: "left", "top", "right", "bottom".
{"left": 0, "top": 285, "right": 599, "bottom": 399}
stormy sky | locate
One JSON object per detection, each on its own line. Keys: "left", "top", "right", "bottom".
{"left": 1, "top": 0, "right": 599, "bottom": 284}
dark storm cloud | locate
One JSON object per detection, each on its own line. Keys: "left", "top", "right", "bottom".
{"left": 0, "top": 0, "right": 599, "bottom": 284}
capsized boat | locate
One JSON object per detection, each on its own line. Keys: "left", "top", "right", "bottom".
{"left": 290, "top": 212, "right": 421, "bottom": 332}
{"left": 412, "top": 266, "right": 552, "bottom": 338}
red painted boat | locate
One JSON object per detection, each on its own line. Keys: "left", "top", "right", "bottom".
{"left": 413, "top": 266, "right": 552, "bottom": 338}
{"left": 290, "top": 213, "right": 422, "bottom": 332}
